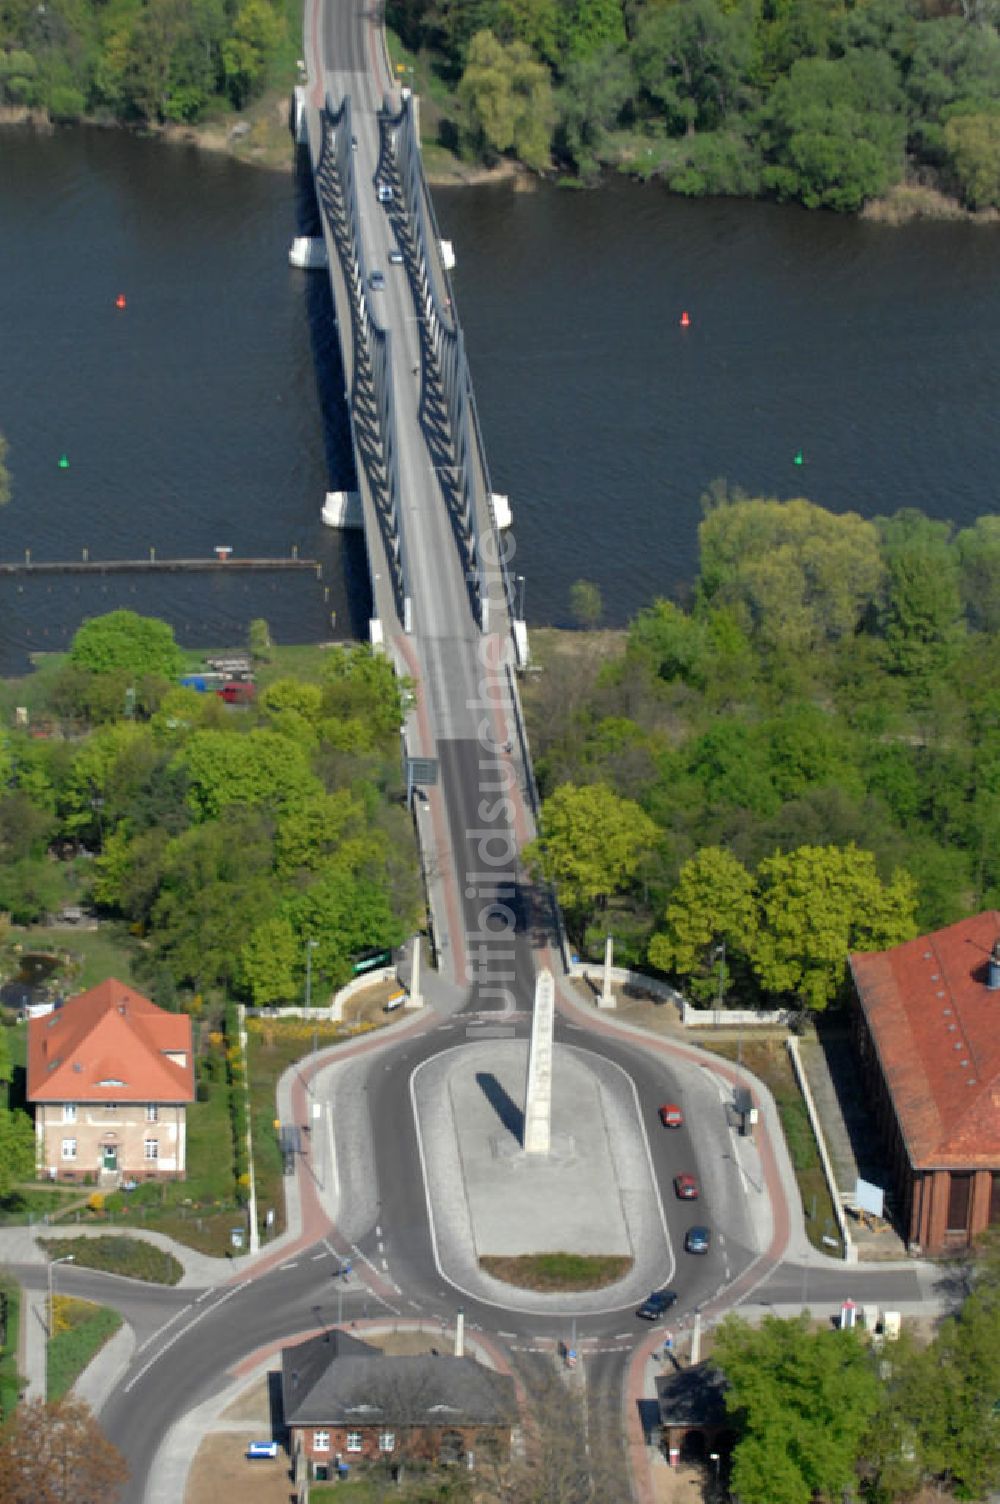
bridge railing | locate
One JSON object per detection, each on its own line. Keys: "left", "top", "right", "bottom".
{"left": 314, "top": 93, "right": 413, "bottom": 627}
{"left": 391, "top": 97, "right": 520, "bottom": 642}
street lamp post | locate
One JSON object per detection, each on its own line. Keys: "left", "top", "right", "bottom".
{"left": 709, "top": 1451, "right": 721, "bottom": 1498}
{"left": 516, "top": 574, "right": 526, "bottom": 621}
{"left": 47, "top": 1254, "right": 74, "bottom": 1397}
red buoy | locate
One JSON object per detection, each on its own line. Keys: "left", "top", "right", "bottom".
{"left": 680, "top": 310, "right": 691, "bottom": 328}
{"left": 115, "top": 294, "right": 127, "bottom": 310}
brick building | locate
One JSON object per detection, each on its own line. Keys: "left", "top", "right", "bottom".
{"left": 849, "top": 911, "right": 1000, "bottom": 1254}
{"left": 27, "top": 979, "right": 195, "bottom": 1184}
{"left": 281, "top": 1331, "right": 516, "bottom": 1485}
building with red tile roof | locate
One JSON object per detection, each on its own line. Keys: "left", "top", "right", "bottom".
{"left": 27, "top": 979, "right": 194, "bottom": 1184}
{"left": 849, "top": 911, "right": 1000, "bottom": 1253}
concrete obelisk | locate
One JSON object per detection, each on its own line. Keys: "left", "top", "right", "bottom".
{"left": 523, "top": 969, "right": 555, "bottom": 1155}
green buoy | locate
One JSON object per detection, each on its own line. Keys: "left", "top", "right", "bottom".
{"left": 58, "top": 455, "right": 70, "bottom": 469}
{"left": 793, "top": 450, "right": 804, "bottom": 466}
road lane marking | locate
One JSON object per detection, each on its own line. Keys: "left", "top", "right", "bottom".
{"left": 136, "top": 1303, "right": 193, "bottom": 1355}
{"left": 124, "top": 1280, "right": 251, "bottom": 1393}
{"left": 194, "top": 1288, "right": 216, "bottom": 1304}
{"left": 279, "top": 1261, "right": 298, "bottom": 1271}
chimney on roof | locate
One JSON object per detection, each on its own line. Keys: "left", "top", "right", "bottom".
{"left": 989, "top": 941, "right": 1000, "bottom": 992}
{"left": 118, "top": 999, "right": 127, "bottom": 1015}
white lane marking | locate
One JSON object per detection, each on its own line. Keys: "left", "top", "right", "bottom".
{"left": 194, "top": 1288, "right": 216, "bottom": 1304}
{"left": 136, "top": 1303, "right": 193, "bottom": 1355}
{"left": 124, "top": 1280, "right": 251, "bottom": 1394}
{"left": 279, "top": 1261, "right": 298, "bottom": 1271}
{"left": 497, "top": 1330, "right": 517, "bottom": 1338}
{"left": 312, "top": 1252, "right": 328, "bottom": 1261}
{"left": 349, "top": 1242, "right": 385, "bottom": 1278}
{"left": 381, "top": 1259, "right": 389, "bottom": 1272}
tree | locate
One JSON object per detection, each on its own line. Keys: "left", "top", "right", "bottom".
{"left": 697, "top": 495, "right": 884, "bottom": 656}
{"left": 221, "top": 0, "right": 284, "bottom": 109}
{"left": 762, "top": 49, "right": 906, "bottom": 210}
{"left": 458, "top": 29, "right": 556, "bottom": 170}
{"left": 68, "top": 610, "right": 184, "bottom": 682}
{"left": 648, "top": 846, "right": 757, "bottom": 998}
{"left": 273, "top": 789, "right": 367, "bottom": 877}
{"left": 568, "top": 579, "right": 603, "bottom": 630}
{"left": 714, "top": 1313, "right": 880, "bottom": 1504}
{"left": 957, "top": 514, "right": 1000, "bottom": 634}
{"left": 175, "top": 729, "right": 320, "bottom": 821}
{"left": 632, "top": 0, "right": 752, "bottom": 136}
{"left": 750, "top": 843, "right": 917, "bottom": 1009}
{"left": 945, "top": 110, "right": 1000, "bottom": 209}
{"left": 524, "top": 783, "right": 658, "bottom": 937}
{"left": 0, "top": 859, "right": 65, "bottom": 925}
{"left": 247, "top": 617, "right": 273, "bottom": 663}
{"left": 0, "top": 1396, "right": 127, "bottom": 1503}
{"left": 555, "top": 44, "right": 631, "bottom": 176}
{"left": 0, "top": 1108, "right": 35, "bottom": 1196}
{"left": 879, "top": 510, "right": 965, "bottom": 682}
{"left": 284, "top": 870, "right": 405, "bottom": 986}
{"left": 238, "top": 916, "right": 300, "bottom": 1006}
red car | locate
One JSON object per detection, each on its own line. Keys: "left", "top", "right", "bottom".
{"left": 659, "top": 1103, "right": 683, "bottom": 1128}
{"left": 674, "top": 1173, "right": 699, "bottom": 1200}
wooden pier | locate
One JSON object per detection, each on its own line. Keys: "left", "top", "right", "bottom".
{"left": 0, "top": 555, "right": 322, "bottom": 577}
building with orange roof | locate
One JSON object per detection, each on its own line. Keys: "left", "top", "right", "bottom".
{"left": 849, "top": 911, "right": 1000, "bottom": 1254}
{"left": 27, "top": 979, "right": 195, "bottom": 1185}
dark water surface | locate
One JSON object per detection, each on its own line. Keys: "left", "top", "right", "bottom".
{"left": 1, "top": 128, "right": 998, "bottom": 669}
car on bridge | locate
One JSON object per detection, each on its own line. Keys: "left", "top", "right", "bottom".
{"left": 673, "top": 1173, "right": 699, "bottom": 1200}
{"left": 684, "top": 1225, "right": 711, "bottom": 1255}
{"left": 368, "top": 270, "right": 386, "bottom": 291}
{"left": 659, "top": 1103, "right": 683, "bottom": 1128}
{"left": 389, "top": 248, "right": 404, "bottom": 265}
{"left": 377, "top": 183, "right": 393, "bottom": 203}
{"left": 636, "top": 1289, "right": 677, "bottom": 1320}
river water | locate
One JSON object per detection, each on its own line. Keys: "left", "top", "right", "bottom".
{"left": 1, "top": 127, "right": 998, "bottom": 670}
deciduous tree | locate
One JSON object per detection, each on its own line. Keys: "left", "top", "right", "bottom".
{"left": 68, "top": 610, "right": 184, "bottom": 683}
{"left": 714, "top": 1313, "right": 880, "bottom": 1504}
{"left": 0, "top": 1397, "right": 127, "bottom": 1504}
{"left": 524, "top": 783, "right": 658, "bottom": 938}
{"left": 648, "top": 846, "right": 757, "bottom": 997}
{"left": 750, "top": 843, "right": 916, "bottom": 1009}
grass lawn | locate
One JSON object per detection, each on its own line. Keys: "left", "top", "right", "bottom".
{"left": 47, "top": 1296, "right": 122, "bottom": 1401}
{"left": 695, "top": 1035, "right": 840, "bottom": 1254}
{"left": 39, "top": 1235, "right": 183, "bottom": 1285}
{"left": 246, "top": 1019, "right": 347, "bottom": 1243}
{"left": 48, "top": 1069, "right": 241, "bottom": 1257}
{"left": 479, "top": 1253, "right": 633, "bottom": 1291}
{"left": 0, "top": 1279, "right": 22, "bottom": 1420}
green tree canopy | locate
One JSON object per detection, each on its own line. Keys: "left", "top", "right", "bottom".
{"left": 697, "top": 495, "right": 884, "bottom": 655}
{"left": 648, "top": 846, "right": 757, "bottom": 998}
{"left": 762, "top": 49, "right": 906, "bottom": 210}
{"left": 174, "top": 729, "right": 320, "bottom": 821}
{"left": 714, "top": 1313, "right": 881, "bottom": 1504}
{"left": 458, "top": 29, "right": 556, "bottom": 170}
{"left": 0, "top": 1107, "right": 36, "bottom": 1195}
{"left": 68, "top": 610, "right": 184, "bottom": 682}
{"left": 750, "top": 842, "right": 917, "bottom": 1008}
{"left": 878, "top": 509, "right": 965, "bottom": 681}
{"left": 525, "top": 782, "right": 658, "bottom": 936}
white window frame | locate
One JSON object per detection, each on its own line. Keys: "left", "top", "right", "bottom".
{"left": 62, "top": 1104, "right": 77, "bottom": 1124}
{"left": 61, "top": 1138, "right": 77, "bottom": 1161}
{"left": 378, "top": 1430, "right": 395, "bottom": 1453}
{"left": 313, "top": 1431, "right": 330, "bottom": 1453}
{"left": 143, "top": 1139, "right": 159, "bottom": 1161}
{"left": 146, "top": 1104, "right": 159, "bottom": 1123}
{"left": 346, "top": 1431, "right": 363, "bottom": 1453}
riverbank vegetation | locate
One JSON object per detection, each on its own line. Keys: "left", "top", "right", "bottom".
{"left": 522, "top": 491, "right": 1000, "bottom": 1013}
{"left": 388, "top": 0, "right": 1000, "bottom": 212}
{"left": 0, "top": 0, "right": 299, "bottom": 128}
